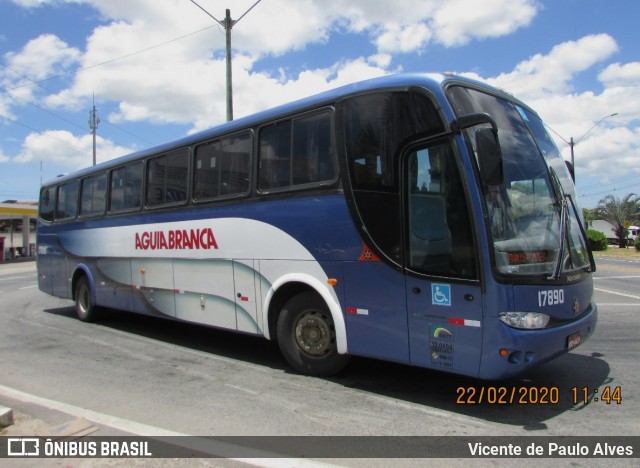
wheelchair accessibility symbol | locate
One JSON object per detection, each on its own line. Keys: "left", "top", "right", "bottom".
{"left": 431, "top": 284, "right": 451, "bottom": 306}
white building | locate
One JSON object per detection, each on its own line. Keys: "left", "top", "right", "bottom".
{"left": 0, "top": 201, "right": 37, "bottom": 261}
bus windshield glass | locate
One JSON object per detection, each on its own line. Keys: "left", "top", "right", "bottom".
{"left": 448, "top": 86, "right": 590, "bottom": 276}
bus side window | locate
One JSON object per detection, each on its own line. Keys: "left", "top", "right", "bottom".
{"left": 292, "top": 112, "right": 334, "bottom": 185}
{"left": 146, "top": 155, "right": 166, "bottom": 206}
{"left": 259, "top": 121, "right": 292, "bottom": 190}
{"left": 220, "top": 132, "right": 251, "bottom": 195}
{"left": 80, "top": 173, "right": 107, "bottom": 217}
{"left": 55, "top": 180, "right": 79, "bottom": 220}
{"left": 39, "top": 187, "right": 55, "bottom": 222}
{"left": 194, "top": 141, "right": 221, "bottom": 200}
{"left": 147, "top": 149, "right": 188, "bottom": 207}
{"left": 165, "top": 149, "right": 188, "bottom": 203}
{"left": 259, "top": 112, "right": 334, "bottom": 192}
{"left": 110, "top": 162, "right": 143, "bottom": 212}
{"left": 194, "top": 132, "right": 251, "bottom": 200}
{"left": 93, "top": 173, "right": 107, "bottom": 214}
{"left": 127, "top": 165, "right": 142, "bottom": 209}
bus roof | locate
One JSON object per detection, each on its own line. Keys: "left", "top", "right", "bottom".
{"left": 42, "top": 72, "right": 523, "bottom": 187}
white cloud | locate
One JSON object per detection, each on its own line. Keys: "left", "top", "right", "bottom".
{"left": 6, "top": 0, "right": 637, "bottom": 189}
{"left": 4, "top": 34, "right": 80, "bottom": 81}
{"left": 599, "top": 62, "right": 640, "bottom": 88}
{"left": 0, "top": 95, "right": 15, "bottom": 121}
{"left": 482, "top": 34, "right": 619, "bottom": 99}
{"left": 187, "top": 56, "right": 392, "bottom": 133}
{"left": 431, "top": 0, "right": 538, "bottom": 47}
{"left": 579, "top": 127, "right": 640, "bottom": 175}
{"left": 9, "top": 0, "right": 52, "bottom": 7}
{"left": 375, "top": 23, "right": 433, "bottom": 54}
{"left": 2, "top": 0, "right": 544, "bottom": 137}
{"left": 368, "top": 53, "right": 392, "bottom": 69}
{"left": 459, "top": 34, "right": 639, "bottom": 185}
{"left": 14, "top": 130, "right": 135, "bottom": 166}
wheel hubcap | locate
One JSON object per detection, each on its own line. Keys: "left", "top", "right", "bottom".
{"left": 294, "top": 310, "right": 334, "bottom": 357}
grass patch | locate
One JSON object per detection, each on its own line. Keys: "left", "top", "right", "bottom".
{"left": 592, "top": 246, "right": 640, "bottom": 259}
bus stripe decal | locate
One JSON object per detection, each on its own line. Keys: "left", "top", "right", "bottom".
{"left": 346, "top": 307, "right": 369, "bottom": 316}
{"left": 448, "top": 318, "right": 481, "bottom": 327}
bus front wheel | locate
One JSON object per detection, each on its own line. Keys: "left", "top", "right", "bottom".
{"left": 277, "top": 291, "right": 349, "bottom": 376}
{"left": 75, "top": 276, "right": 100, "bottom": 322}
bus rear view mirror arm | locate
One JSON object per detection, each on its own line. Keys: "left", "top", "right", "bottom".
{"left": 451, "top": 112, "right": 504, "bottom": 186}
{"left": 451, "top": 112, "right": 498, "bottom": 134}
{"left": 475, "top": 127, "right": 504, "bottom": 186}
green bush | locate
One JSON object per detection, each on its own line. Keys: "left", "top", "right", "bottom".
{"left": 635, "top": 237, "right": 640, "bottom": 252}
{"left": 587, "top": 230, "right": 608, "bottom": 251}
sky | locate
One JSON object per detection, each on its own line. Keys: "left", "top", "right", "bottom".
{"left": 0, "top": 0, "right": 639, "bottom": 209}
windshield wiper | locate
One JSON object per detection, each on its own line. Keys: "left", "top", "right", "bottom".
{"left": 548, "top": 168, "right": 567, "bottom": 281}
{"left": 547, "top": 168, "right": 595, "bottom": 280}
{"left": 567, "top": 193, "right": 597, "bottom": 274}
{"left": 548, "top": 196, "right": 568, "bottom": 280}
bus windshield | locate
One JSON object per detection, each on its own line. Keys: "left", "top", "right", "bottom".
{"left": 448, "top": 86, "right": 591, "bottom": 276}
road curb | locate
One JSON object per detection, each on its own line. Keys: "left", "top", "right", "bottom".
{"left": 0, "top": 405, "right": 14, "bottom": 427}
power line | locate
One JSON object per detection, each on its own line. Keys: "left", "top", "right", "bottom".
{"left": 189, "top": 0, "right": 263, "bottom": 121}
{"left": 1, "top": 64, "right": 154, "bottom": 146}
{"left": 4, "top": 90, "right": 87, "bottom": 132}
{"left": 0, "top": 111, "right": 88, "bottom": 153}
{"left": 580, "top": 172, "right": 640, "bottom": 192}
{"left": 0, "top": 12, "right": 256, "bottom": 144}
{"left": 580, "top": 181, "right": 640, "bottom": 200}
{"left": 5, "top": 25, "right": 216, "bottom": 92}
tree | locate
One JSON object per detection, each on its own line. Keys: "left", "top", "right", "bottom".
{"left": 594, "top": 193, "right": 640, "bottom": 247}
{"left": 582, "top": 207, "right": 596, "bottom": 229}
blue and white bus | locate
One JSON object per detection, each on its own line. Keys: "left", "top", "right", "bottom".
{"left": 37, "top": 73, "right": 597, "bottom": 379}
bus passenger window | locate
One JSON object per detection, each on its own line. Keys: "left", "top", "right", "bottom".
{"left": 292, "top": 113, "right": 334, "bottom": 185}
{"left": 220, "top": 132, "right": 251, "bottom": 195}
{"left": 194, "top": 132, "right": 251, "bottom": 200}
{"left": 194, "top": 141, "right": 221, "bottom": 199}
{"left": 147, "top": 149, "right": 188, "bottom": 207}
{"left": 39, "top": 188, "right": 55, "bottom": 222}
{"left": 259, "top": 112, "right": 334, "bottom": 192}
{"left": 55, "top": 180, "right": 79, "bottom": 220}
{"left": 110, "top": 162, "right": 143, "bottom": 212}
{"left": 80, "top": 173, "right": 107, "bottom": 217}
{"left": 259, "top": 121, "right": 292, "bottom": 190}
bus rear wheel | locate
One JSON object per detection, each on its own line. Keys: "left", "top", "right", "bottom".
{"left": 277, "top": 291, "right": 349, "bottom": 376}
{"left": 75, "top": 276, "right": 100, "bottom": 322}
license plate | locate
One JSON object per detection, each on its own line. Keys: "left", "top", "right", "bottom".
{"left": 567, "top": 332, "right": 582, "bottom": 350}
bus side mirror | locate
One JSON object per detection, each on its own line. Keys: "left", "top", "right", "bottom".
{"left": 476, "top": 127, "right": 504, "bottom": 186}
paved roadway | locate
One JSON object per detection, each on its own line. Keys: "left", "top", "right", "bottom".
{"left": 0, "top": 257, "right": 638, "bottom": 466}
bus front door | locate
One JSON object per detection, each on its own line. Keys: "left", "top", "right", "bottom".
{"left": 403, "top": 140, "right": 483, "bottom": 377}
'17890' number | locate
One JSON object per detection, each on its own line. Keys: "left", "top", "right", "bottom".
{"left": 538, "top": 289, "right": 564, "bottom": 307}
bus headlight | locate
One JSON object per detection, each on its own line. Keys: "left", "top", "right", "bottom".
{"left": 499, "top": 312, "right": 550, "bottom": 329}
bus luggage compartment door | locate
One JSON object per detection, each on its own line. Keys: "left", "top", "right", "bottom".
{"left": 233, "top": 259, "right": 259, "bottom": 334}
{"left": 131, "top": 258, "right": 176, "bottom": 317}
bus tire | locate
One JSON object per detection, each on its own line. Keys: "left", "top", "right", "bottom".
{"left": 276, "top": 291, "right": 349, "bottom": 376}
{"left": 75, "top": 276, "right": 100, "bottom": 322}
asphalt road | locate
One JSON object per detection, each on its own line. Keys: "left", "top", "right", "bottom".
{"left": 0, "top": 257, "right": 638, "bottom": 465}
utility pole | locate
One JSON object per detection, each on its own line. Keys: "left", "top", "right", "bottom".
{"left": 567, "top": 113, "right": 618, "bottom": 170}
{"left": 189, "top": 0, "right": 263, "bottom": 122}
{"left": 225, "top": 9, "right": 233, "bottom": 121}
{"left": 545, "top": 112, "right": 618, "bottom": 181}
{"left": 88, "top": 94, "right": 100, "bottom": 165}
